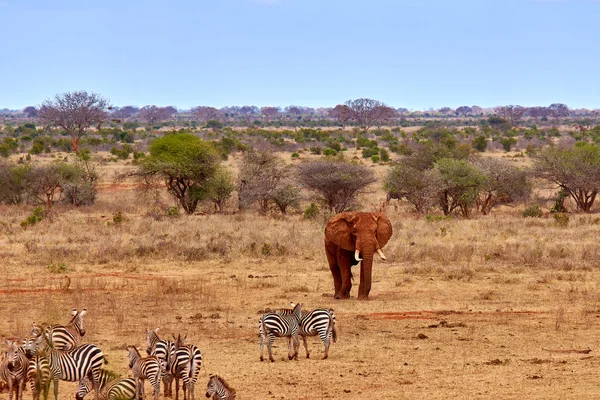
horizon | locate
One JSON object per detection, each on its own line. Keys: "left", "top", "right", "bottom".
{"left": 1, "top": 0, "right": 599, "bottom": 110}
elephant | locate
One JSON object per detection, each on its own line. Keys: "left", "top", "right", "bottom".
{"left": 324, "top": 212, "right": 393, "bottom": 300}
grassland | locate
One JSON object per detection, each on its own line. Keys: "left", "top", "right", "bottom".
{"left": 2, "top": 154, "right": 600, "bottom": 399}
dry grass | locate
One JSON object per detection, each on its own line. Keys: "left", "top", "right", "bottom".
{"left": 3, "top": 160, "right": 600, "bottom": 399}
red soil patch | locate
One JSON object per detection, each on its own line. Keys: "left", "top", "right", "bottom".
{"left": 368, "top": 310, "right": 549, "bottom": 320}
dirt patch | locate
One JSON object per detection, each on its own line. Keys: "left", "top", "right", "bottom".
{"left": 368, "top": 310, "right": 549, "bottom": 320}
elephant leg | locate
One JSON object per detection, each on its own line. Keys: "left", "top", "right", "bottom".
{"left": 338, "top": 251, "right": 353, "bottom": 299}
{"left": 325, "top": 243, "right": 342, "bottom": 296}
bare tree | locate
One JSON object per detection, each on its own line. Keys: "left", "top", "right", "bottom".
{"left": 496, "top": 105, "right": 526, "bottom": 126}
{"left": 39, "top": 91, "right": 110, "bottom": 151}
{"left": 260, "top": 106, "right": 280, "bottom": 122}
{"left": 138, "top": 105, "right": 171, "bottom": 127}
{"left": 344, "top": 98, "right": 385, "bottom": 131}
{"left": 192, "top": 106, "right": 221, "bottom": 122}
{"left": 297, "top": 159, "right": 376, "bottom": 213}
{"left": 329, "top": 104, "right": 352, "bottom": 128}
{"left": 548, "top": 103, "right": 570, "bottom": 125}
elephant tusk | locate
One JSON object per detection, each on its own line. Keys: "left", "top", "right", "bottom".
{"left": 354, "top": 250, "right": 362, "bottom": 262}
{"left": 377, "top": 248, "right": 387, "bottom": 260}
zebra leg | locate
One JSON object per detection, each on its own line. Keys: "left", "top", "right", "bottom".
{"left": 322, "top": 332, "right": 330, "bottom": 360}
{"left": 52, "top": 378, "right": 59, "bottom": 400}
{"left": 259, "top": 334, "right": 265, "bottom": 362}
{"left": 175, "top": 377, "right": 180, "bottom": 400}
{"left": 267, "top": 334, "right": 275, "bottom": 362}
{"left": 290, "top": 333, "right": 299, "bottom": 361}
{"left": 301, "top": 336, "right": 310, "bottom": 359}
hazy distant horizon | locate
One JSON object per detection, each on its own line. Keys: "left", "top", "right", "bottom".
{"left": 1, "top": 0, "right": 599, "bottom": 110}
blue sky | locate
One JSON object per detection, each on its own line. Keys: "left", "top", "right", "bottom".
{"left": 0, "top": 0, "right": 598, "bottom": 110}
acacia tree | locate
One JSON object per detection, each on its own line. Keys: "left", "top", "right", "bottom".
{"left": 139, "top": 133, "right": 221, "bottom": 214}
{"left": 384, "top": 163, "right": 439, "bottom": 213}
{"left": 39, "top": 91, "right": 110, "bottom": 151}
{"left": 260, "top": 107, "right": 280, "bottom": 122}
{"left": 111, "top": 106, "right": 139, "bottom": 120}
{"left": 344, "top": 98, "right": 385, "bottom": 131}
{"left": 373, "top": 105, "right": 397, "bottom": 128}
{"left": 329, "top": 105, "right": 352, "bottom": 128}
{"left": 533, "top": 143, "right": 600, "bottom": 212}
{"left": 548, "top": 103, "right": 570, "bottom": 125}
{"left": 455, "top": 106, "right": 472, "bottom": 117}
{"left": 192, "top": 106, "right": 221, "bottom": 122}
{"left": 496, "top": 105, "right": 525, "bottom": 126}
{"left": 138, "top": 105, "right": 172, "bottom": 127}
{"left": 297, "top": 159, "right": 376, "bottom": 213}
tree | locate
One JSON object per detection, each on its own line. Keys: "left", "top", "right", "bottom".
{"left": 384, "top": 163, "right": 439, "bottom": 213}
{"left": 344, "top": 98, "right": 385, "bottom": 131}
{"left": 138, "top": 105, "right": 171, "bottom": 127}
{"left": 0, "top": 161, "right": 32, "bottom": 204}
{"left": 260, "top": 107, "right": 280, "bottom": 122}
{"left": 23, "top": 106, "right": 38, "bottom": 118}
{"left": 496, "top": 105, "right": 525, "bottom": 126}
{"left": 472, "top": 136, "right": 488, "bottom": 152}
{"left": 438, "top": 107, "right": 454, "bottom": 116}
{"left": 329, "top": 105, "right": 352, "bottom": 128}
{"left": 39, "top": 91, "right": 110, "bottom": 152}
{"left": 206, "top": 120, "right": 224, "bottom": 132}
{"left": 526, "top": 106, "right": 548, "bottom": 123}
{"left": 192, "top": 106, "right": 221, "bottom": 122}
{"left": 455, "top": 106, "right": 472, "bottom": 117}
{"left": 297, "top": 159, "right": 376, "bottom": 213}
{"left": 533, "top": 143, "right": 600, "bottom": 212}
{"left": 272, "top": 184, "right": 302, "bottom": 214}
{"left": 237, "top": 148, "right": 290, "bottom": 214}
{"left": 473, "top": 158, "right": 531, "bottom": 215}
{"left": 548, "top": 103, "right": 569, "bottom": 125}
{"left": 373, "top": 106, "right": 397, "bottom": 128}
{"left": 207, "top": 169, "right": 234, "bottom": 213}
{"left": 435, "top": 158, "right": 486, "bottom": 217}
{"left": 111, "top": 106, "right": 139, "bottom": 120}
{"left": 28, "top": 162, "right": 84, "bottom": 209}
{"left": 139, "top": 133, "right": 221, "bottom": 214}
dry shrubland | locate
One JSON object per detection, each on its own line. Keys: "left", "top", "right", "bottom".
{"left": 2, "top": 160, "right": 600, "bottom": 399}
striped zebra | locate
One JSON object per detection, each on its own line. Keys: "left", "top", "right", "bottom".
{"left": 145, "top": 328, "right": 174, "bottom": 397}
{"left": 283, "top": 303, "right": 337, "bottom": 359}
{"left": 171, "top": 334, "right": 202, "bottom": 400}
{"left": 77, "top": 369, "right": 135, "bottom": 400}
{"left": 1, "top": 339, "right": 28, "bottom": 400}
{"left": 32, "top": 308, "right": 87, "bottom": 351}
{"left": 31, "top": 334, "right": 104, "bottom": 400}
{"left": 126, "top": 345, "right": 163, "bottom": 400}
{"left": 259, "top": 302, "right": 302, "bottom": 362}
{"left": 205, "top": 375, "right": 236, "bottom": 400}
{"left": 22, "top": 337, "right": 51, "bottom": 400}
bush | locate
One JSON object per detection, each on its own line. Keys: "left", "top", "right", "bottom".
{"left": 323, "top": 148, "right": 338, "bottom": 156}
{"left": 291, "top": 152, "right": 299, "bottom": 159}
{"left": 21, "top": 207, "right": 45, "bottom": 227}
{"left": 110, "top": 144, "right": 133, "bottom": 160}
{"left": 553, "top": 212, "right": 569, "bottom": 227}
{"left": 303, "top": 202, "right": 319, "bottom": 219}
{"left": 371, "top": 155, "right": 380, "bottom": 163}
{"left": 379, "top": 148, "right": 390, "bottom": 162}
{"left": 166, "top": 206, "right": 180, "bottom": 218}
{"left": 522, "top": 205, "right": 543, "bottom": 218}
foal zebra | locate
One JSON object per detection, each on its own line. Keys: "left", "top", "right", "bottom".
{"left": 205, "top": 375, "right": 236, "bottom": 400}
{"left": 259, "top": 302, "right": 302, "bottom": 362}
{"left": 1, "top": 339, "right": 28, "bottom": 400}
{"left": 284, "top": 303, "right": 337, "bottom": 359}
{"left": 22, "top": 337, "right": 51, "bottom": 400}
{"left": 126, "top": 346, "right": 164, "bottom": 400}
{"left": 77, "top": 369, "right": 135, "bottom": 400}
{"left": 32, "top": 308, "right": 87, "bottom": 351}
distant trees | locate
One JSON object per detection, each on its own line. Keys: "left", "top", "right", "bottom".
{"left": 39, "top": 91, "right": 111, "bottom": 151}
{"left": 533, "top": 143, "right": 600, "bottom": 212}
{"left": 138, "top": 105, "right": 173, "bottom": 127}
{"left": 192, "top": 106, "right": 221, "bottom": 122}
{"left": 138, "top": 133, "right": 222, "bottom": 214}
{"left": 455, "top": 106, "right": 472, "bottom": 117}
{"left": 111, "top": 106, "right": 139, "bottom": 120}
{"left": 297, "top": 159, "right": 376, "bottom": 213}
{"left": 496, "top": 105, "right": 525, "bottom": 126}
{"left": 260, "top": 107, "right": 280, "bottom": 122}
{"left": 23, "top": 106, "right": 38, "bottom": 118}
{"left": 548, "top": 103, "right": 569, "bottom": 125}
{"left": 329, "top": 105, "right": 352, "bottom": 128}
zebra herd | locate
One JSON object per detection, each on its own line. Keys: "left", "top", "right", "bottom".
{"left": 0, "top": 309, "right": 237, "bottom": 400}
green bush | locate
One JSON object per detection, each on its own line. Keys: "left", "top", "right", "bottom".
{"left": 323, "top": 148, "right": 338, "bottom": 156}
{"left": 522, "top": 205, "right": 543, "bottom": 218}
{"left": 21, "top": 207, "right": 45, "bottom": 227}
{"left": 291, "top": 152, "right": 299, "bottom": 159}
{"left": 371, "top": 155, "right": 380, "bottom": 163}
{"left": 303, "top": 202, "right": 319, "bottom": 219}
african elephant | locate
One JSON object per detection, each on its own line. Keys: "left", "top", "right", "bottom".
{"left": 324, "top": 212, "right": 393, "bottom": 300}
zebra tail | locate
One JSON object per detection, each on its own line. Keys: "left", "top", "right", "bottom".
{"left": 104, "top": 358, "right": 109, "bottom": 365}
{"left": 330, "top": 315, "right": 337, "bottom": 343}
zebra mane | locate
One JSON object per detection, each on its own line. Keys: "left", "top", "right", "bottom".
{"left": 127, "top": 346, "right": 141, "bottom": 358}
{"left": 212, "top": 375, "right": 236, "bottom": 394}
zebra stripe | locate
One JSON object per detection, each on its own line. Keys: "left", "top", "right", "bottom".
{"left": 101, "top": 378, "right": 136, "bottom": 400}
{"left": 259, "top": 303, "right": 302, "bottom": 362}
{"left": 33, "top": 308, "right": 87, "bottom": 351}
{"left": 1, "top": 339, "right": 28, "bottom": 400}
{"left": 205, "top": 375, "right": 236, "bottom": 400}
{"left": 280, "top": 303, "right": 337, "bottom": 359}
{"left": 127, "top": 346, "right": 163, "bottom": 400}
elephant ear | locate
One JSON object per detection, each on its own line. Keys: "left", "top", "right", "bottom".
{"left": 374, "top": 213, "right": 393, "bottom": 248}
{"left": 325, "top": 212, "right": 356, "bottom": 251}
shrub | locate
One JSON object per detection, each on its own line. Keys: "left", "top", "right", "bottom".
{"left": 166, "top": 206, "right": 180, "bottom": 218}
{"left": 303, "top": 202, "right": 319, "bottom": 219}
{"left": 291, "top": 152, "right": 300, "bottom": 159}
{"left": 553, "top": 212, "right": 569, "bottom": 227}
{"left": 112, "top": 211, "right": 124, "bottom": 225}
{"left": 323, "top": 148, "right": 338, "bottom": 156}
{"left": 522, "top": 205, "right": 543, "bottom": 218}
{"left": 371, "top": 155, "right": 380, "bottom": 163}
{"left": 21, "top": 207, "right": 45, "bottom": 227}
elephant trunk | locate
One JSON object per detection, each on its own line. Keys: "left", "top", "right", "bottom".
{"left": 358, "top": 249, "right": 374, "bottom": 300}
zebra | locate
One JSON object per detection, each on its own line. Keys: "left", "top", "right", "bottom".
{"left": 32, "top": 308, "right": 87, "bottom": 351}
{"left": 30, "top": 334, "right": 104, "bottom": 400}
{"left": 280, "top": 303, "right": 337, "bottom": 359}
{"left": 171, "top": 334, "right": 202, "bottom": 400}
{"left": 22, "top": 337, "right": 51, "bottom": 400}
{"left": 259, "top": 302, "right": 302, "bottom": 362}
{"left": 126, "top": 345, "right": 163, "bottom": 400}
{"left": 205, "top": 375, "right": 236, "bottom": 400}
{"left": 1, "top": 339, "right": 28, "bottom": 400}
{"left": 77, "top": 369, "right": 136, "bottom": 400}
{"left": 145, "top": 328, "right": 174, "bottom": 397}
